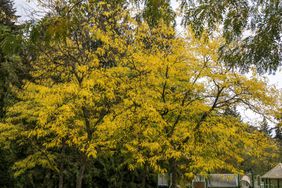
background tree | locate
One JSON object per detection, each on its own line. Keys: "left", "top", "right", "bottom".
{"left": 0, "top": 0, "right": 17, "bottom": 119}
{"left": 274, "top": 109, "right": 282, "bottom": 163}
{"left": 259, "top": 117, "right": 272, "bottom": 136}
{"left": 134, "top": 0, "right": 176, "bottom": 27}
{"left": 0, "top": 1, "right": 32, "bottom": 187}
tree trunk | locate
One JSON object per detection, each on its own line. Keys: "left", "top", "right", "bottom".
{"left": 59, "top": 168, "right": 64, "bottom": 188}
{"left": 0, "top": 88, "right": 6, "bottom": 119}
{"left": 76, "top": 158, "right": 86, "bottom": 188}
{"left": 76, "top": 107, "right": 90, "bottom": 188}
{"left": 170, "top": 159, "right": 177, "bottom": 188}
{"left": 141, "top": 169, "right": 146, "bottom": 188}
{"left": 43, "top": 170, "right": 53, "bottom": 188}
{"left": 59, "top": 144, "right": 65, "bottom": 188}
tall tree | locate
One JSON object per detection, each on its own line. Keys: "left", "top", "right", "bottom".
{"left": 0, "top": 0, "right": 16, "bottom": 119}
{"left": 274, "top": 109, "right": 282, "bottom": 162}
{"left": 0, "top": 0, "right": 29, "bottom": 187}
{"left": 0, "top": 0, "right": 27, "bottom": 120}
{"left": 0, "top": 1, "right": 38, "bottom": 188}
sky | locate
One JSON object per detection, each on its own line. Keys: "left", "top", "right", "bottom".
{"left": 14, "top": 0, "right": 282, "bottom": 126}
{"left": 14, "top": 0, "right": 42, "bottom": 22}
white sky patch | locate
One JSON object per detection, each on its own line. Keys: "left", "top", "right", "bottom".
{"left": 267, "top": 69, "right": 282, "bottom": 89}
{"left": 14, "top": 0, "right": 43, "bottom": 23}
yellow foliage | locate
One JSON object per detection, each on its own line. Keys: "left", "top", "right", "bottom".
{"left": 4, "top": 12, "right": 280, "bottom": 178}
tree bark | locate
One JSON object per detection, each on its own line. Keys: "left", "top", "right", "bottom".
{"left": 59, "top": 142, "right": 66, "bottom": 188}
{"left": 76, "top": 157, "right": 86, "bottom": 188}
{"left": 170, "top": 159, "right": 177, "bottom": 188}
{"left": 0, "top": 87, "right": 7, "bottom": 119}
{"left": 59, "top": 166, "right": 64, "bottom": 188}
{"left": 141, "top": 166, "right": 147, "bottom": 188}
{"left": 43, "top": 170, "right": 51, "bottom": 188}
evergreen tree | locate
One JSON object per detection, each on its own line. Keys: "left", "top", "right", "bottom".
{"left": 275, "top": 126, "right": 282, "bottom": 140}
{"left": 0, "top": 1, "right": 30, "bottom": 186}
{"left": 274, "top": 112, "right": 282, "bottom": 162}
{"left": 275, "top": 111, "right": 282, "bottom": 140}
{"left": 0, "top": 0, "right": 27, "bottom": 119}
{"left": 0, "top": 0, "right": 15, "bottom": 119}
{"left": 223, "top": 106, "right": 241, "bottom": 120}
{"left": 0, "top": 0, "right": 17, "bottom": 26}
{"left": 260, "top": 117, "right": 272, "bottom": 136}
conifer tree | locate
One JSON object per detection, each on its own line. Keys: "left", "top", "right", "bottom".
{"left": 0, "top": 0, "right": 16, "bottom": 26}
{"left": 260, "top": 117, "right": 272, "bottom": 136}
